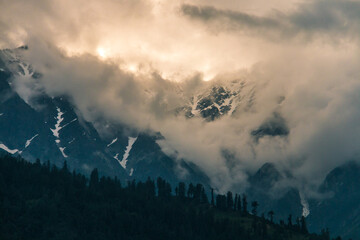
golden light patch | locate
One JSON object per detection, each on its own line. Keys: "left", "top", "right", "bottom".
{"left": 96, "top": 47, "right": 107, "bottom": 59}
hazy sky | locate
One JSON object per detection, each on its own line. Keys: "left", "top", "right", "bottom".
{"left": 1, "top": 0, "right": 360, "bottom": 194}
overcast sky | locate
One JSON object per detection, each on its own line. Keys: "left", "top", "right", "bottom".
{"left": 1, "top": 0, "right": 360, "bottom": 194}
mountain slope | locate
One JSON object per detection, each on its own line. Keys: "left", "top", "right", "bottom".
{"left": 0, "top": 47, "right": 209, "bottom": 187}
{"left": 307, "top": 161, "right": 360, "bottom": 240}
{"left": 247, "top": 163, "right": 304, "bottom": 223}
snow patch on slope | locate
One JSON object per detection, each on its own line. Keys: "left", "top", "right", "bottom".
{"left": 114, "top": 153, "right": 120, "bottom": 162}
{"left": 18, "top": 62, "right": 33, "bottom": 78}
{"left": 59, "top": 147, "right": 68, "bottom": 158}
{"left": 50, "top": 107, "right": 77, "bottom": 158}
{"left": 51, "top": 107, "right": 65, "bottom": 138}
{"left": 115, "top": 137, "right": 137, "bottom": 170}
{"left": 25, "top": 134, "right": 39, "bottom": 148}
{"left": 107, "top": 138, "right": 118, "bottom": 147}
{"left": 0, "top": 143, "right": 19, "bottom": 154}
{"left": 299, "top": 191, "right": 310, "bottom": 217}
{"left": 191, "top": 96, "right": 199, "bottom": 116}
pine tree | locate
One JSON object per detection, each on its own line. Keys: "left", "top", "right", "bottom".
{"left": 287, "top": 214, "right": 293, "bottom": 227}
{"left": 216, "top": 194, "right": 227, "bottom": 210}
{"left": 89, "top": 168, "right": 99, "bottom": 190}
{"left": 188, "top": 183, "right": 194, "bottom": 198}
{"left": 242, "top": 194, "right": 248, "bottom": 214}
{"left": 226, "top": 191, "right": 233, "bottom": 210}
{"left": 234, "top": 194, "right": 238, "bottom": 211}
{"left": 194, "top": 184, "right": 206, "bottom": 203}
{"left": 145, "top": 177, "right": 155, "bottom": 198}
{"left": 320, "top": 228, "right": 330, "bottom": 240}
{"left": 268, "top": 210, "right": 274, "bottom": 223}
{"left": 237, "top": 194, "right": 242, "bottom": 213}
{"left": 62, "top": 160, "right": 68, "bottom": 172}
{"left": 211, "top": 188, "right": 215, "bottom": 206}
{"left": 251, "top": 201, "right": 259, "bottom": 216}
{"left": 201, "top": 187, "right": 208, "bottom": 204}
{"left": 296, "top": 217, "right": 301, "bottom": 230}
{"left": 175, "top": 187, "right": 179, "bottom": 196}
{"left": 300, "top": 216, "right": 308, "bottom": 233}
{"left": 178, "top": 182, "right": 186, "bottom": 199}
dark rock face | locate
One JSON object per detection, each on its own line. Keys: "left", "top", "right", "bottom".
{"left": 196, "top": 87, "right": 233, "bottom": 121}
{"left": 182, "top": 86, "right": 237, "bottom": 121}
{"left": 126, "top": 133, "right": 210, "bottom": 187}
{"left": 0, "top": 66, "right": 126, "bottom": 177}
{"left": 251, "top": 112, "right": 289, "bottom": 141}
{"left": 250, "top": 162, "right": 284, "bottom": 190}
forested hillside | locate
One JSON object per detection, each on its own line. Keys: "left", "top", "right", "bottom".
{"left": 0, "top": 155, "right": 339, "bottom": 240}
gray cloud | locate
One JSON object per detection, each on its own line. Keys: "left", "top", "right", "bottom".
{"left": 181, "top": 0, "right": 360, "bottom": 42}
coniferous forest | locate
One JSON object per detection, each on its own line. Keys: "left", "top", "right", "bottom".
{"left": 0, "top": 155, "right": 340, "bottom": 240}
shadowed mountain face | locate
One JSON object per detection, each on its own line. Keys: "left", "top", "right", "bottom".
{"left": 251, "top": 112, "right": 289, "bottom": 141}
{"left": 180, "top": 84, "right": 290, "bottom": 144}
{"left": 247, "top": 163, "right": 303, "bottom": 223}
{"left": 187, "top": 86, "right": 234, "bottom": 121}
{"left": 307, "top": 162, "right": 360, "bottom": 240}
{"left": 125, "top": 133, "right": 210, "bottom": 186}
{"left": 247, "top": 161, "right": 360, "bottom": 240}
{"left": 178, "top": 80, "right": 254, "bottom": 121}
{"left": 0, "top": 64, "right": 127, "bottom": 178}
{"left": 250, "top": 162, "right": 284, "bottom": 189}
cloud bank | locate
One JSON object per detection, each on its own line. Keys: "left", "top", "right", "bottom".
{"left": 182, "top": 0, "right": 360, "bottom": 42}
{"left": 1, "top": 0, "right": 360, "bottom": 194}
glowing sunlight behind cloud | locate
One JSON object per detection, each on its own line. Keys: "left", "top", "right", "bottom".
{"left": 96, "top": 47, "right": 108, "bottom": 59}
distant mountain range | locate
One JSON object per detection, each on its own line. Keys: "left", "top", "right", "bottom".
{"left": 0, "top": 47, "right": 359, "bottom": 239}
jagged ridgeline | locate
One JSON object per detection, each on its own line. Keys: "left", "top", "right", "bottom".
{"left": 0, "top": 154, "right": 337, "bottom": 240}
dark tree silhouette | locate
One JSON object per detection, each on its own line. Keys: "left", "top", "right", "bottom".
{"left": 211, "top": 188, "right": 215, "bottom": 206}
{"left": 157, "top": 177, "right": 171, "bottom": 198}
{"left": 268, "top": 210, "right": 274, "bottom": 223}
{"left": 237, "top": 194, "right": 242, "bottom": 213}
{"left": 178, "top": 182, "right": 186, "bottom": 199}
{"left": 288, "top": 214, "right": 293, "bottom": 227}
{"left": 89, "top": 168, "right": 99, "bottom": 189}
{"left": 242, "top": 194, "right": 248, "bottom": 214}
{"left": 216, "top": 194, "right": 227, "bottom": 211}
{"left": 301, "top": 216, "right": 308, "bottom": 233}
{"left": 0, "top": 154, "right": 335, "bottom": 240}
{"left": 234, "top": 194, "right": 238, "bottom": 211}
{"left": 188, "top": 183, "right": 194, "bottom": 198}
{"left": 251, "top": 201, "right": 259, "bottom": 216}
{"left": 226, "top": 191, "right": 233, "bottom": 210}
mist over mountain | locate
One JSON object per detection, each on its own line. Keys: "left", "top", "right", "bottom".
{"left": 1, "top": 0, "right": 360, "bottom": 239}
